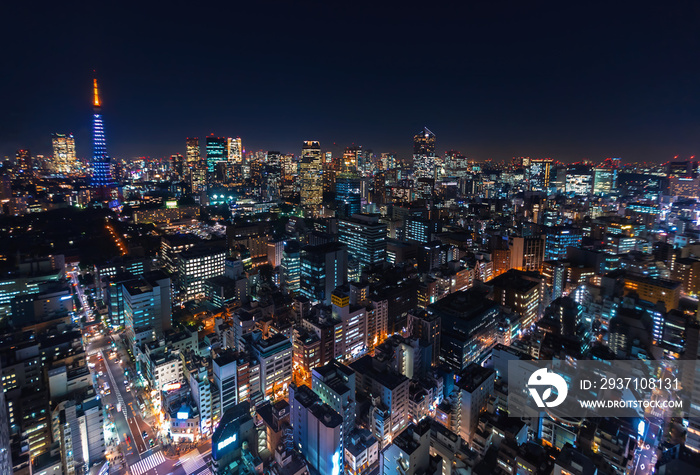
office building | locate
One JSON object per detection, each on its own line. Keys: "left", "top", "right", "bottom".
{"left": 338, "top": 214, "right": 387, "bottom": 273}
{"left": 336, "top": 172, "right": 363, "bottom": 218}
{"left": 249, "top": 333, "right": 293, "bottom": 401}
{"left": 50, "top": 133, "right": 77, "bottom": 174}
{"left": 404, "top": 217, "right": 438, "bottom": 244}
{"left": 289, "top": 384, "right": 344, "bottom": 475}
{"left": 206, "top": 135, "right": 228, "bottom": 172}
{"left": 123, "top": 272, "right": 172, "bottom": 338}
{"left": 350, "top": 355, "right": 410, "bottom": 448}
{"left": 565, "top": 165, "right": 593, "bottom": 195}
{"left": 282, "top": 241, "right": 302, "bottom": 296}
{"left": 300, "top": 141, "right": 323, "bottom": 216}
{"left": 213, "top": 349, "right": 262, "bottom": 414}
{"left": 300, "top": 242, "right": 348, "bottom": 304}
{"left": 52, "top": 391, "right": 105, "bottom": 475}
{"left": 427, "top": 289, "right": 499, "bottom": 371}
{"left": 228, "top": 137, "right": 243, "bottom": 163}
{"left": 413, "top": 128, "right": 437, "bottom": 179}
{"left": 545, "top": 228, "right": 582, "bottom": 261}
{"left": 177, "top": 247, "right": 226, "bottom": 301}
{"left": 312, "top": 360, "right": 356, "bottom": 449}
{"left": 623, "top": 275, "right": 680, "bottom": 312}
{"left": 529, "top": 158, "right": 553, "bottom": 191}
{"left": 211, "top": 402, "right": 258, "bottom": 475}
{"left": 456, "top": 364, "right": 495, "bottom": 444}
{"left": 378, "top": 419, "right": 436, "bottom": 475}
{"left": 331, "top": 289, "right": 368, "bottom": 360}
{"left": 490, "top": 269, "right": 541, "bottom": 329}
{"left": 186, "top": 137, "right": 200, "bottom": 165}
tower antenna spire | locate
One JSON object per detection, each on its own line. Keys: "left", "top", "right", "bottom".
{"left": 93, "top": 78, "right": 101, "bottom": 108}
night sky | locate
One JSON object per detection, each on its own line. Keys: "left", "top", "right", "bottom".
{"left": 3, "top": 1, "right": 700, "bottom": 162}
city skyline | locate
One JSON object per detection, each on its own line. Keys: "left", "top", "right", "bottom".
{"left": 3, "top": 2, "right": 700, "bottom": 162}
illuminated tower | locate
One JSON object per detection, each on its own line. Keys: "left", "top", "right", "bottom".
{"left": 90, "top": 78, "right": 116, "bottom": 199}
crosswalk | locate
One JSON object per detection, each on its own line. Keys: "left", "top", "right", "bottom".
{"left": 129, "top": 451, "right": 166, "bottom": 475}
{"left": 180, "top": 449, "right": 210, "bottom": 474}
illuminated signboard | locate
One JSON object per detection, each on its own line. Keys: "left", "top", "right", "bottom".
{"left": 177, "top": 411, "right": 189, "bottom": 420}
{"left": 165, "top": 200, "right": 177, "bottom": 209}
{"left": 217, "top": 434, "right": 237, "bottom": 452}
{"left": 162, "top": 382, "right": 181, "bottom": 392}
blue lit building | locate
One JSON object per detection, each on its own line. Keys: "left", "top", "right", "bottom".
{"left": 281, "top": 241, "right": 302, "bottom": 296}
{"left": 90, "top": 79, "right": 117, "bottom": 200}
{"left": 335, "top": 172, "right": 362, "bottom": 218}
{"left": 289, "top": 384, "right": 344, "bottom": 475}
{"left": 338, "top": 214, "right": 387, "bottom": 274}
{"left": 300, "top": 242, "right": 348, "bottom": 304}
{"left": 544, "top": 227, "right": 582, "bottom": 261}
{"left": 206, "top": 135, "right": 228, "bottom": 172}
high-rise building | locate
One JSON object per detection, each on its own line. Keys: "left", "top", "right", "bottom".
{"left": 15, "top": 149, "right": 31, "bottom": 177}
{"left": 544, "top": 227, "right": 582, "bottom": 261}
{"left": 565, "top": 165, "right": 593, "bottom": 195}
{"left": 90, "top": 78, "right": 117, "bottom": 200}
{"left": 335, "top": 172, "right": 362, "bottom": 218}
{"left": 53, "top": 391, "right": 105, "bottom": 474}
{"left": 122, "top": 272, "right": 172, "bottom": 337}
{"left": 171, "top": 153, "right": 185, "bottom": 178}
{"left": 427, "top": 288, "right": 499, "bottom": 371}
{"left": 457, "top": 364, "right": 495, "bottom": 443}
{"left": 228, "top": 137, "right": 243, "bottom": 163}
{"left": 413, "top": 127, "right": 436, "bottom": 179}
{"left": 490, "top": 269, "right": 541, "bottom": 329}
{"left": 404, "top": 216, "right": 438, "bottom": 244}
{"left": 338, "top": 214, "right": 387, "bottom": 273}
{"left": 593, "top": 166, "right": 618, "bottom": 195}
{"left": 343, "top": 145, "right": 362, "bottom": 171}
{"left": 0, "top": 359, "right": 11, "bottom": 475}
{"left": 51, "top": 133, "right": 77, "bottom": 174}
{"left": 206, "top": 135, "right": 228, "bottom": 172}
{"left": 249, "top": 333, "right": 293, "bottom": 401}
{"left": 177, "top": 247, "right": 226, "bottom": 300}
{"left": 311, "top": 360, "right": 356, "bottom": 449}
{"left": 529, "top": 158, "right": 553, "bottom": 191}
{"left": 300, "top": 141, "right": 323, "bottom": 216}
{"left": 379, "top": 419, "right": 433, "bottom": 475}
{"left": 282, "top": 241, "right": 302, "bottom": 295}
{"left": 300, "top": 242, "right": 348, "bottom": 304}
{"left": 186, "top": 137, "right": 200, "bottom": 165}
{"left": 289, "top": 384, "right": 344, "bottom": 475}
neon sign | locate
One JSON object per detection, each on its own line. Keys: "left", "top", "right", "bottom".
{"left": 162, "top": 382, "right": 181, "bottom": 391}
{"left": 217, "top": 434, "right": 237, "bottom": 452}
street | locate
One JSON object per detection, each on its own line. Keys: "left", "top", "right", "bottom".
{"left": 78, "top": 272, "right": 212, "bottom": 475}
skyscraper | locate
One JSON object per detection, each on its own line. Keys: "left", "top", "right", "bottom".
{"left": 228, "top": 137, "right": 243, "bottom": 163}
{"left": 300, "top": 242, "right": 348, "bottom": 304}
{"left": 15, "top": 149, "right": 31, "bottom": 177}
{"left": 300, "top": 141, "right": 323, "bottom": 216}
{"left": 51, "top": 133, "right": 77, "bottom": 174}
{"left": 338, "top": 214, "right": 387, "bottom": 273}
{"left": 413, "top": 127, "right": 436, "bottom": 179}
{"left": 529, "top": 158, "right": 553, "bottom": 191}
{"left": 90, "top": 78, "right": 117, "bottom": 199}
{"left": 206, "top": 135, "right": 228, "bottom": 172}
{"left": 186, "top": 137, "right": 200, "bottom": 165}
